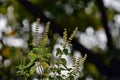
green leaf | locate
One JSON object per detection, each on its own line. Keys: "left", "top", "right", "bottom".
{"left": 60, "top": 67, "right": 66, "bottom": 70}
{"left": 25, "top": 59, "right": 35, "bottom": 68}
{"left": 37, "top": 47, "right": 44, "bottom": 53}
{"left": 25, "top": 73, "right": 30, "bottom": 77}
{"left": 16, "top": 71, "right": 21, "bottom": 74}
{"left": 16, "top": 65, "right": 23, "bottom": 69}
{"left": 41, "top": 57, "right": 49, "bottom": 62}
{"left": 49, "top": 76, "right": 54, "bottom": 80}
{"left": 45, "top": 53, "right": 52, "bottom": 59}
{"left": 50, "top": 67, "right": 55, "bottom": 73}
{"left": 56, "top": 76, "right": 62, "bottom": 80}
{"left": 56, "top": 48, "right": 62, "bottom": 56}
{"left": 28, "top": 52, "right": 38, "bottom": 59}
{"left": 33, "top": 48, "right": 39, "bottom": 53}
{"left": 41, "top": 62, "right": 49, "bottom": 69}
{"left": 67, "top": 68, "right": 72, "bottom": 71}
{"left": 61, "top": 58, "right": 66, "bottom": 66}
{"left": 69, "top": 75, "right": 74, "bottom": 80}
{"left": 57, "top": 68, "right": 61, "bottom": 74}
{"left": 30, "top": 65, "right": 36, "bottom": 75}
{"left": 63, "top": 48, "right": 68, "bottom": 55}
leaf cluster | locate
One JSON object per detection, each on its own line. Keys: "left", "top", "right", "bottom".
{"left": 16, "top": 19, "right": 87, "bottom": 80}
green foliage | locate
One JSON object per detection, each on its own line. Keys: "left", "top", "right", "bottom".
{"left": 16, "top": 19, "right": 87, "bottom": 80}
{"left": 63, "top": 48, "right": 69, "bottom": 55}
{"left": 56, "top": 48, "right": 62, "bottom": 56}
{"left": 30, "top": 65, "right": 36, "bottom": 75}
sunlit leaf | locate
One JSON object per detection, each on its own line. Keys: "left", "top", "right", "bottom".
{"left": 25, "top": 60, "right": 35, "bottom": 68}
{"left": 42, "top": 62, "right": 49, "bottom": 69}
{"left": 28, "top": 52, "right": 38, "bottom": 59}
{"left": 30, "top": 65, "right": 36, "bottom": 75}
{"left": 45, "top": 53, "right": 52, "bottom": 59}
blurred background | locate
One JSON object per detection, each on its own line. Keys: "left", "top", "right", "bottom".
{"left": 0, "top": 0, "right": 120, "bottom": 80}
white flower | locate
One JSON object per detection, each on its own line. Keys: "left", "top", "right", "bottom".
{"left": 35, "top": 62, "right": 44, "bottom": 75}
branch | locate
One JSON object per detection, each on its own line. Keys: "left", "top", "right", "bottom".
{"left": 96, "top": 0, "right": 114, "bottom": 50}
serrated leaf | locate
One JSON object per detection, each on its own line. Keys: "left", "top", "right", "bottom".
{"left": 30, "top": 65, "right": 36, "bottom": 75}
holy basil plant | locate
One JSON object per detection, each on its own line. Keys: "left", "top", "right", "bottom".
{"left": 16, "top": 18, "right": 87, "bottom": 80}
